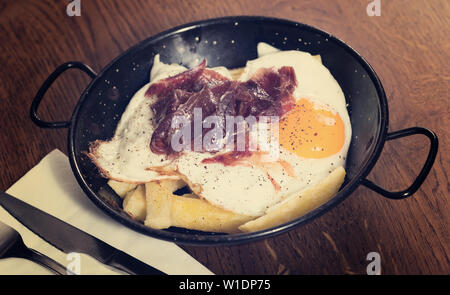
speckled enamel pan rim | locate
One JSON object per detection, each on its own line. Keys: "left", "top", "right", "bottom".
{"left": 68, "top": 16, "right": 388, "bottom": 245}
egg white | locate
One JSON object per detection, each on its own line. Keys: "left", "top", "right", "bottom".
{"left": 89, "top": 56, "right": 187, "bottom": 183}
{"left": 90, "top": 55, "right": 233, "bottom": 183}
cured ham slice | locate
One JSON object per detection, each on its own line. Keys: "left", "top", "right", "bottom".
{"left": 145, "top": 61, "right": 298, "bottom": 155}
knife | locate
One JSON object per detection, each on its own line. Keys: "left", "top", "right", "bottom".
{"left": 0, "top": 191, "right": 165, "bottom": 275}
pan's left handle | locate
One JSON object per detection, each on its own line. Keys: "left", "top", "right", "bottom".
{"left": 30, "top": 62, "right": 97, "bottom": 128}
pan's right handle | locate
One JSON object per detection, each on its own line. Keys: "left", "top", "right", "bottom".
{"left": 361, "top": 127, "right": 438, "bottom": 199}
{"left": 30, "top": 62, "right": 97, "bottom": 128}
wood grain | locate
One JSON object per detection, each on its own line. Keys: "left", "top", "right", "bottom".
{"left": 0, "top": 0, "right": 448, "bottom": 274}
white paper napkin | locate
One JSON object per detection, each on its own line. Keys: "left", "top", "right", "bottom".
{"left": 0, "top": 149, "right": 213, "bottom": 275}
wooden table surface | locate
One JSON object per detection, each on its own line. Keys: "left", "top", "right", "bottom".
{"left": 0, "top": 0, "right": 448, "bottom": 275}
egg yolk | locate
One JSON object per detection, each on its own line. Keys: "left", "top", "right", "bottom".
{"left": 279, "top": 98, "right": 345, "bottom": 158}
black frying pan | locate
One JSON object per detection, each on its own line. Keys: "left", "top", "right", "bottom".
{"left": 30, "top": 16, "right": 438, "bottom": 245}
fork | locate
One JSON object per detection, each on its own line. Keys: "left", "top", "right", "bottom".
{"left": 0, "top": 219, "right": 68, "bottom": 275}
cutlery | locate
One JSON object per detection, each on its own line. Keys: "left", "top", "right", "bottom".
{"left": 0, "top": 219, "right": 69, "bottom": 274}
{"left": 0, "top": 191, "right": 165, "bottom": 275}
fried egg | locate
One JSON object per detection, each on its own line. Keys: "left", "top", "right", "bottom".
{"left": 89, "top": 43, "right": 351, "bottom": 217}
{"left": 88, "top": 55, "right": 232, "bottom": 183}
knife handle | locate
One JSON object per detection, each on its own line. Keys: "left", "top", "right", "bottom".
{"left": 107, "top": 251, "right": 166, "bottom": 275}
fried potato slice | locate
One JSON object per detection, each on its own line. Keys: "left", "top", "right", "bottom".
{"left": 171, "top": 194, "right": 253, "bottom": 233}
{"left": 159, "top": 178, "right": 187, "bottom": 193}
{"left": 239, "top": 166, "right": 345, "bottom": 232}
{"left": 229, "top": 67, "right": 245, "bottom": 80}
{"left": 107, "top": 179, "right": 137, "bottom": 198}
{"left": 122, "top": 185, "right": 146, "bottom": 221}
{"left": 144, "top": 181, "right": 173, "bottom": 229}
{"left": 312, "top": 54, "right": 322, "bottom": 63}
{"left": 142, "top": 179, "right": 253, "bottom": 232}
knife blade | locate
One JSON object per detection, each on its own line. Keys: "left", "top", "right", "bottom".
{"left": 0, "top": 191, "right": 165, "bottom": 275}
